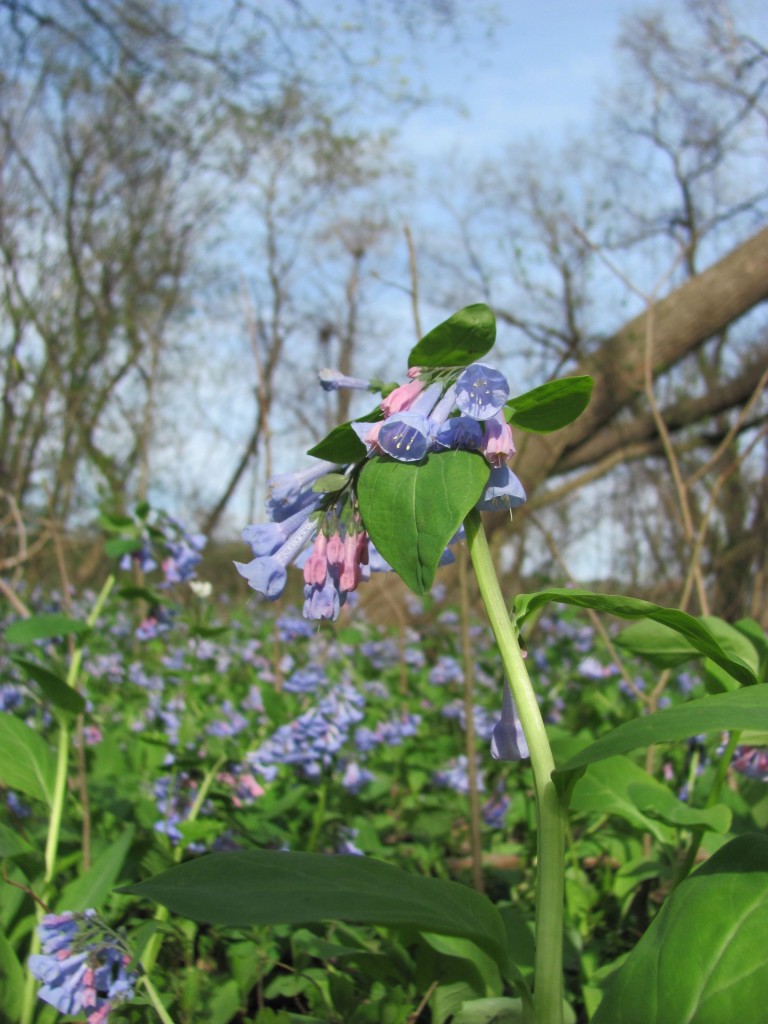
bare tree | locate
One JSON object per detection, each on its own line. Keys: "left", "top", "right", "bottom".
{"left": 418, "top": 0, "right": 768, "bottom": 615}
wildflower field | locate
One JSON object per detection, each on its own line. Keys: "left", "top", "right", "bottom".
{"left": 5, "top": 552, "right": 766, "bottom": 1024}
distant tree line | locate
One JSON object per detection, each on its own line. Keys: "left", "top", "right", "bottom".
{"left": 1, "top": 0, "right": 766, "bottom": 619}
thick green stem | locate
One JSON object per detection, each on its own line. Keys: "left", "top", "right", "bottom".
{"left": 464, "top": 511, "right": 565, "bottom": 1024}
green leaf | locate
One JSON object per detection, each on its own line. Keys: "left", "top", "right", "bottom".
{"left": 734, "top": 618, "right": 768, "bottom": 683}
{"left": 118, "top": 849, "right": 509, "bottom": 972}
{"left": 4, "top": 613, "right": 89, "bottom": 645}
{"left": 311, "top": 472, "right": 348, "bottom": 493}
{"left": 408, "top": 304, "right": 496, "bottom": 369}
{"left": 11, "top": 656, "right": 86, "bottom": 715}
{"left": 570, "top": 757, "right": 730, "bottom": 842}
{"left": 505, "top": 376, "right": 593, "bottom": 433}
{"left": 449, "top": 998, "right": 526, "bottom": 1024}
{"left": 97, "top": 512, "right": 136, "bottom": 531}
{"left": 515, "top": 589, "right": 757, "bottom": 686}
{"left": 103, "top": 537, "right": 141, "bottom": 559}
{"left": 307, "top": 422, "right": 366, "bottom": 463}
{"left": 0, "top": 822, "right": 35, "bottom": 858}
{"left": 592, "top": 834, "right": 768, "bottom": 1024}
{"left": 450, "top": 996, "right": 576, "bottom": 1024}
{"left": 420, "top": 932, "right": 502, "bottom": 995}
{"left": 0, "top": 715, "right": 56, "bottom": 805}
{"left": 357, "top": 451, "right": 490, "bottom": 594}
{"left": 0, "top": 928, "right": 25, "bottom": 1021}
{"left": 616, "top": 616, "right": 760, "bottom": 683}
{"left": 117, "top": 585, "right": 167, "bottom": 604}
{"left": 554, "top": 687, "right": 768, "bottom": 797}
{"left": 57, "top": 827, "right": 135, "bottom": 912}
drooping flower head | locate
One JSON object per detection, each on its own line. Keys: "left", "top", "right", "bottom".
{"left": 491, "top": 678, "right": 530, "bottom": 761}
{"left": 235, "top": 308, "right": 528, "bottom": 620}
{"left": 29, "top": 910, "right": 138, "bottom": 1023}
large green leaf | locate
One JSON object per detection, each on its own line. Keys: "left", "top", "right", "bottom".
{"left": 554, "top": 687, "right": 768, "bottom": 796}
{"left": 616, "top": 615, "right": 760, "bottom": 680}
{"left": 5, "top": 613, "right": 89, "bottom": 645}
{"left": 592, "top": 834, "right": 768, "bottom": 1024}
{"left": 505, "top": 376, "right": 593, "bottom": 434}
{"left": 11, "top": 656, "right": 86, "bottom": 715}
{"left": 570, "top": 756, "right": 731, "bottom": 842}
{"left": 0, "top": 714, "right": 56, "bottom": 805}
{"left": 357, "top": 451, "right": 490, "bottom": 594}
{"left": 408, "top": 304, "right": 496, "bottom": 369}
{"left": 119, "top": 849, "right": 509, "bottom": 972}
{"left": 515, "top": 589, "right": 757, "bottom": 686}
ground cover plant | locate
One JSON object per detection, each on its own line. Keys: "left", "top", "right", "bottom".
{"left": 2, "top": 305, "right": 768, "bottom": 1024}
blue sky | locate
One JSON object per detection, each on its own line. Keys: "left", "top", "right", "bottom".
{"left": 396, "top": 0, "right": 635, "bottom": 158}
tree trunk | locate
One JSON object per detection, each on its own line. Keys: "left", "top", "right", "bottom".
{"left": 493, "top": 225, "right": 768, "bottom": 532}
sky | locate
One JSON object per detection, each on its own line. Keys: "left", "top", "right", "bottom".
{"left": 393, "top": 0, "right": 635, "bottom": 158}
{"left": 183, "top": 0, "right": 643, "bottom": 533}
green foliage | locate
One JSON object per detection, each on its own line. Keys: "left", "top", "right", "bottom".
{"left": 120, "top": 849, "right": 509, "bottom": 971}
{"left": 505, "top": 376, "right": 594, "bottom": 434}
{"left": 0, "top": 714, "right": 56, "bottom": 805}
{"left": 554, "top": 687, "right": 768, "bottom": 796}
{"left": 3, "top": 542, "right": 768, "bottom": 1023}
{"left": 10, "top": 657, "right": 86, "bottom": 715}
{"left": 592, "top": 834, "right": 768, "bottom": 1024}
{"left": 4, "top": 613, "right": 88, "bottom": 644}
{"left": 357, "top": 451, "right": 489, "bottom": 594}
{"left": 407, "top": 304, "right": 496, "bottom": 368}
{"left": 570, "top": 756, "right": 731, "bottom": 842}
{"left": 515, "top": 588, "right": 758, "bottom": 686}
{"left": 307, "top": 420, "right": 368, "bottom": 463}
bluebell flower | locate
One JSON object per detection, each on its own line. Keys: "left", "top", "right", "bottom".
{"left": 206, "top": 699, "right": 248, "bottom": 737}
{"left": 266, "top": 461, "right": 338, "bottom": 521}
{"left": 303, "top": 574, "right": 342, "bottom": 620}
{"left": 429, "top": 655, "right": 464, "bottom": 685}
{"left": 454, "top": 363, "right": 510, "bottom": 420}
{"left": 284, "top": 664, "right": 326, "bottom": 693}
{"left": 577, "top": 656, "right": 617, "bottom": 680}
{"left": 433, "top": 754, "right": 485, "bottom": 795}
{"left": 243, "top": 505, "right": 316, "bottom": 557}
{"left": 475, "top": 465, "right": 527, "bottom": 511}
{"left": 318, "top": 368, "right": 372, "bottom": 392}
{"left": 160, "top": 532, "right": 205, "bottom": 586}
{"left": 482, "top": 788, "right": 511, "bottom": 828}
{"left": 276, "top": 613, "right": 315, "bottom": 642}
{"left": 28, "top": 910, "right": 138, "bottom": 1023}
{"left": 235, "top": 515, "right": 317, "bottom": 601}
{"left": 491, "top": 679, "right": 529, "bottom": 761}
{"left": 341, "top": 761, "right": 374, "bottom": 792}
{"left": 135, "top": 605, "right": 174, "bottom": 640}
{"left": 433, "top": 415, "right": 484, "bottom": 450}
{"left": 377, "top": 411, "right": 431, "bottom": 462}
{"left": 732, "top": 746, "right": 768, "bottom": 782}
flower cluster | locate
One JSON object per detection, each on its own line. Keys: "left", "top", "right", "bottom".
{"left": 236, "top": 360, "right": 526, "bottom": 620}
{"left": 119, "top": 509, "right": 206, "bottom": 589}
{"left": 28, "top": 910, "right": 138, "bottom": 1023}
{"left": 732, "top": 745, "right": 768, "bottom": 783}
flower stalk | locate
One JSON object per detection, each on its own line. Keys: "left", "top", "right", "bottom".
{"left": 464, "top": 510, "right": 565, "bottom": 1024}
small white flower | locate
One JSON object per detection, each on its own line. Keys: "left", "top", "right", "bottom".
{"left": 189, "top": 579, "right": 213, "bottom": 598}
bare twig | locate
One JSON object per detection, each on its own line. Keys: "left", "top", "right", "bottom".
{"left": 404, "top": 223, "right": 422, "bottom": 342}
